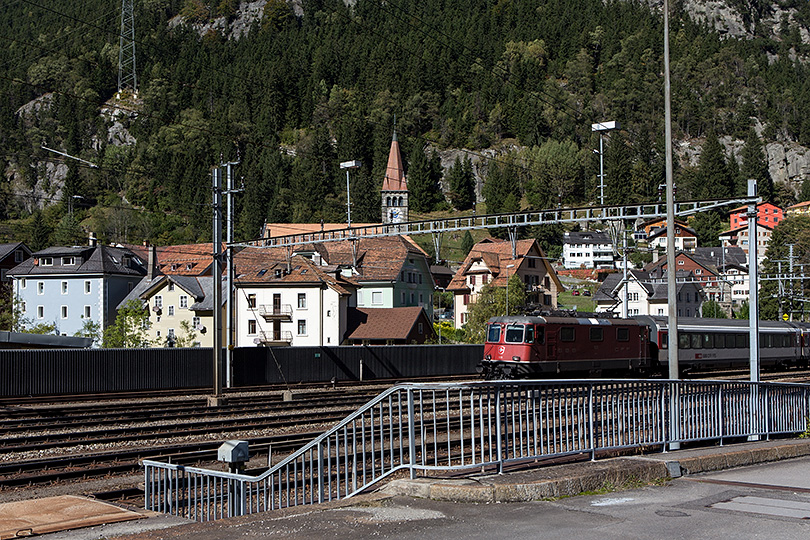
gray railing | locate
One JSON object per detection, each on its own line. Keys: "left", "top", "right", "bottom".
{"left": 143, "top": 379, "right": 810, "bottom": 521}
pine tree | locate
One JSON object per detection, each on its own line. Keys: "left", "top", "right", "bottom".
{"left": 739, "top": 129, "right": 774, "bottom": 201}
{"left": 460, "top": 230, "right": 475, "bottom": 256}
{"left": 447, "top": 156, "right": 476, "bottom": 211}
{"left": 408, "top": 144, "right": 443, "bottom": 214}
{"left": 696, "top": 130, "right": 733, "bottom": 199}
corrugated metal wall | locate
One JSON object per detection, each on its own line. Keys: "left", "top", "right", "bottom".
{"left": 0, "top": 345, "right": 483, "bottom": 396}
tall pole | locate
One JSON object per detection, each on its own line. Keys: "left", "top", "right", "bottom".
{"left": 224, "top": 159, "right": 241, "bottom": 388}
{"left": 211, "top": 166, "right": 223, "bottom": 405}
{"left": 623, "top": 229, "right": 629, "bottom": 317}
{"left": 599, "top": 133, "right": 605, "bottom": 206}
{"left": 664, "top": 0, "right": 678, "bottom": 380}
{"left": 748, "top": 179, "right": 760, "bottom": 383}
{"left": 117, "top": 0, "right": 137, "bottom": 94}
{"left": 340, "top": 160, "right": 361, "bottom": 227}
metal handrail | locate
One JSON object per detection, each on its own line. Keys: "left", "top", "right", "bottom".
{"left": 257, "top": 330, "right": 292, "bottom": 343}
{"left": 143, "top": 379, "right": 810, "bottom": 521}
{"left": 257, "top": 304, "right": 292, "bottom": 318}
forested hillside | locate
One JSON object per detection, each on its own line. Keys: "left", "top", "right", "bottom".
{"left": 3, "top": 0, "right": 810, "bottom": 250}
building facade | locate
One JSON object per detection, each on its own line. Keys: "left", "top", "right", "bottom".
{"left": 562, "top": 231, "right": 614, "bottom": 269}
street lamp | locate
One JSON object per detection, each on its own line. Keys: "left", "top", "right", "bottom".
{"left": 340, "top": 160, "right": 362, "bottom": 226}
{"left": 505, "top": 264, "right": 515, "bottom": 316}
{"left": 591, "top": 121, "right": 619, "bottom": 206}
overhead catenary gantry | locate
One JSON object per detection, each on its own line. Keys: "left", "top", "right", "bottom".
{"left": 234, "top": 196, "right": 761, "bottom": 263}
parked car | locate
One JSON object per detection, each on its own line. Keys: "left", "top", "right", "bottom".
{"left": 571, "top": 290, "right": 580, "bottom": 296}
{"left": 583, "top": 290, "right": 591, "bottom": 296}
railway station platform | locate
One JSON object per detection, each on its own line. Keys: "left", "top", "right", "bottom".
{"left": 23, "top": 437, "right": 810, "bottom": 539}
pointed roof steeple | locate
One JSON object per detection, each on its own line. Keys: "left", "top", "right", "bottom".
{"left": 381, "top": 124, "right": 407, "bottom": 192}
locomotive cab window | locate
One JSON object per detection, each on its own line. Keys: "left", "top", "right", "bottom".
{"left": 535, "top": 326, "right": 545, "bottom": 345}
{"left": 524, "top": 325, "right": 534, "bottom": 344}
{"left": 560, "top": 327, "right": 575, "bottom": 342}
{"left": 616, "top": 327, "right": 629, "bottom": 342}
{"left": 589, "top": 327, "right": 604, "bottom": 342}
{"left": 486, "top": 324, "right": 501, "bottom": 343}
{"left": 505, "top": 324, "right": 524, "bottom": 343}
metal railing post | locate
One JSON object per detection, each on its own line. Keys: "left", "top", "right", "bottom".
{"left": 588, "top": 383, "right": 595, "bottom": 461}
{"left": 317, "top": 443, "right": 324, "bottom": 504}
{"left": 407, "top": 388, "right": 417, "bottom": 479}
{"left": 496, "top": 385, "right": 503, "bottom": 474}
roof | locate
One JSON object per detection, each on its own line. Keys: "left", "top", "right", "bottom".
{"left": 646, "top": 225, "right": 697, "bottom": 241}
{"left": 563, "top": 231, "right": 612, "bottom": 246}
{"left": 729, "top": 202, "right": 783, "bottom": 214}
{"left": 8, "top": 245, "right": 146, "bottom": 277}
{"left": 380, "top": 130, "right": 407, "bottom": 192}
{"left": 446, "top": 238, "right": 563, "bottom": 292}
{"left": 234, "top": 250, "right": 356, "bottom": 295}
{"left": 117, "top": 274, "right": 226, "bottom": 311}
{"left": 345, "top": 307, "right": 431, "bottom": 340}
{"left": 719, "top": 222, "right": 775, "bottom": 236}
{"left": 0, "top": 331, "right": 92, "bottom": 349}
{"left": 787, "top": 201, "right": 810, "bottom": 210}
{"left": 595, "top": 269, "right": 700, "bottom": 303}
{"left": 691, "top": 246, "right": 748, "bottom": 268}
{"left": 0, "top": 242, "right": 30, "bottom": 262}
{"left": 123, "top": 243, "right": 218, "bottom": 276}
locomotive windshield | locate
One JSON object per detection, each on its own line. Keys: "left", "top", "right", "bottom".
{"left": 486, "top": 324, "right": 501, "bottom": 343}
{"left": 505, "top": 324, "right": 524, "bottom": 343}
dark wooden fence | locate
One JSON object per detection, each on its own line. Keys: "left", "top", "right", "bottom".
{"left": 0, "top": 345, "right": 483, "bottom": 397}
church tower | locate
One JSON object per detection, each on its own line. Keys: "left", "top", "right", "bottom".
{"left": 381, "top": 128, "right": 408, "bottom": 224}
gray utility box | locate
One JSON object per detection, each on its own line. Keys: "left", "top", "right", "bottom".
{"left": 218, "top": 440, "right": 249, "bottom": 463}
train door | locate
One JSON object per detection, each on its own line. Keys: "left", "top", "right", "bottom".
{"left": 546, "top": 328, "right": 557, "bottom": 360}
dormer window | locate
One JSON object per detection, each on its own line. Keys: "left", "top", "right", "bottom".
{"left": 14, "top": 250, "right": 24, "bottom": 262}
{"left": 274, "top": 269, "right": 282, "bottom": 278}
{"left": 61, "top": 257, "right": 75, "bottom": 265}
{"left": 186, "top": 263, "right": 194, "bottom": 270}
{"left": 40, "top": 257, "right": 53, "bottom": 266}
{"left": 171, "top": 263, "right": 178, "bottom": 271}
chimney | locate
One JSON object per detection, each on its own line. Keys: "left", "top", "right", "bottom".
{"left": 88, "top": 232, "right": 97, "bottom": 247}
{"left": 147, "top": 244, "right": 158, "bottom": 280}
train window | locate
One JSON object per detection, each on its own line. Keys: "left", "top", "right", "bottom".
{"left": 735, "top": 334, "right": 748, "bottom": 348}
{"left": 690, "top": 334, "right": 702, "bottom": 349}
{"left": 560, "top": 327, "right": 575, "bottom": 342}
{"left": 589, "top": 327, "right": 604, "bottom": 342}
{"left": 617, "top": 327, "right": 629, "bottom": 342}
{"left": 702, "top": 334, "right": 714, "bottom": 349}
{"left": 679, "top": 333, "right": 691, "bottom": 349}
{"left": 524, "top": 325, "right": 534, "bottom": 344}
{"left": 505, "top": 325, "right": 524, "bottom": 343}
{"left": 486, "top": 324, "right": 501, "bottom": 343}
{"left": 725, "top": 334, "right": 736, "bottom": 348}
{"left": 535, "top": 326, "right": 545, "bottom": 345}
{"left": 660, "top": 333, "right": 668, "bottom": 349}
{"left": 761, "top": 334, "right": 771, "bottom": 348}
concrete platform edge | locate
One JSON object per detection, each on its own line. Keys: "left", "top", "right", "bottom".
{"left": 382, "top": 439, "right": 810, "bottom": 504}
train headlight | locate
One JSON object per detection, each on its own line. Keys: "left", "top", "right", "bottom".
{"left": 512, "top": 356, "right": 521, "bottom": 361}
{"left": 485, "top": 354, "right": 491, "bottom": 360}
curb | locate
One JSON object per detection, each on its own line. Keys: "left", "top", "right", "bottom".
{"left": 382, "top": 440, "right": 810, "bottom": 503}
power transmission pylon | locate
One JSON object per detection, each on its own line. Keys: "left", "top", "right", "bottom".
{"left": 118, "top": 0, "right": 137, "bottom": 96}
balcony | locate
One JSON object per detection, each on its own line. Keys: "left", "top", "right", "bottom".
{"left": 256, "top": 330, "right": 293, "bottom": 346}
{"left": 257, "top": 304, "right": 292, "bottom": 321}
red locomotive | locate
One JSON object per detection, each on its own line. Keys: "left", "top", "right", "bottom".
{"left": 480, "top": 315, "right": 810, "bottom": 379}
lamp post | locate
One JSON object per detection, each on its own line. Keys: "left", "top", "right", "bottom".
{"left": 505, "top": 264, "right": 515, "bottom": 316}
{"left": 591, "top": 121, "right": 619, "bottom": 206}
{"left": 340, "top": 160, "right": 362, "bottom": 226}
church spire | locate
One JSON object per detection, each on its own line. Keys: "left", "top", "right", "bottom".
{"left": 381, "top": 122, "right": 406, "bottom": 192}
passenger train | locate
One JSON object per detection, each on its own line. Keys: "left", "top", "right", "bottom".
{"left": 479, "top": 315, "right": 810, "bottom": 379}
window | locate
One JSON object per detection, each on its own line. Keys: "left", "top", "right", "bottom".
{"left": 37, "top": 305, "right": 44, "bottom": 319}
{"left": 61, "top": 281, "right": 68, "bottom": 294}
{"left": 419, "top": 293, "right": 423, "bottom": 304}
{"left": 528, "top": 258, "right": 536, "bottom": 268}
{"left": 357, "top": 291, "right": 363, "bottom": 304}
{"left": 155, "top": 295, "right": 163, "bottom": 308}
{"left": 298, "top": 293, "right": 306, "bottom": 309}
{"left": 62, "top": 257, "right": 74, "bottom": 265}
{"left": 401, "top": 291, "right": 406, "bottom": 304}
{"left": 168, "top": 282, "right": 175, "bottom": 292}
{"left": 40, "top": 257, "right": 53, "bottom": 266}
{"left": 21, "top": 278, "right": 26, "bottom": 289}
{"left": 678, "top": 260, "right": 684, "bottom": 265}
{"left": 180, "top": 295, "right": 188, "bottom": 309}
{"left": 419, "top": 274, "right": 422, "bottom": 284}
{"left": 248, "top": 319, "right": 257, "bottom": 335}
{"left": 37, "top": 282, "right": 44, "bottom": 295}
{"left": 372, "top": 291, "right": 382, "bottom": 305}
{"left": 560, "top": 327, "right": 576, "bottom": 342}
{"left": 168, "top": 328, "right": 175, "bottom": 339}
{"left": 297, "top": 319, "right": 307, "bottom": 335}
{"left": 192, "top": 316, "right": 201, "bottom": 329}
{"left": 505, "top": 325, "right": 524, "bottom": 343}
{"left": 463, "top": 294, "right": 470, "bottom": 305}
{"left": 247, "top": 294, "right": 256, "bottom": 308}
{"left": 84, "top": 305, "right": 91, "bottom": 318}
{"left": 168, "top": 305, "right": 175, "bottom": 316}
{"left": 15, "top": 250, "right": 23, "bottom": 262}
{"left": 85, "top": 281, "right": 91, "bottom": 294}
{"left": 21, "top": 301, "right": 26, "bottom": 313}
{"left": 156, "top": 330, "right": 161, "bottom": 338}
{"left": 470, "top": 275, "right": 476, "bottom": 286}
{"left": 487, "top": 324, "right": 502, "bottom": 343}
{"left": 524, "top": 325, "right": 534, "bottom": 343}
{"left": 61, "top": 305, "right": 68, "bottom": 319}
{"left": 589, "top": 327, "right": 603, "bottom": 342}
{"left": 410, "top": 293, "right": 415, "bottom": 304}
{"left": 617, "top": 328, "right": 629, "bottom": 342}
{"left": 418, "top": 323, "right": 424, "bottom": 334}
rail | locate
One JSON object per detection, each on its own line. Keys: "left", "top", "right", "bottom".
{"left": 143, "top": 379, "right": 810, "bottom": 521}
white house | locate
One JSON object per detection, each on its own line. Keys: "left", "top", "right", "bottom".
{"left": 233, "top": 251, "right": 357, "bottom": 347}
{"left": 594, "top": 269, "right": 705, "bottom": 318}
{"left": 562, "top": 231, "right": 614, "bottom": 269}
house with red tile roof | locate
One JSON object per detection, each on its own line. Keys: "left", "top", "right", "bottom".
{"left": 233, "top": 251, "right": 358, "bottom": 347}
{"left": 446, "top": 238, "right": 563, "bottom": 329}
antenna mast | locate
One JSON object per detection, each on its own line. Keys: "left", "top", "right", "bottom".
{"left": 118, "top": 0, "right": 137, "bottom": 95}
